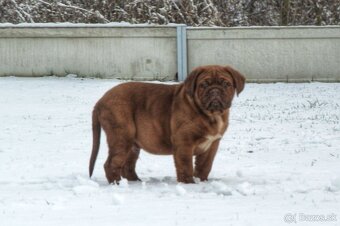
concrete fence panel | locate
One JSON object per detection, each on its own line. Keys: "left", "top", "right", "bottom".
{"left": 1, "top": 25, "right": 340, "bottom": 82}
{"left": 187, "top": 26, "right": 340, "bottom": 82}
{"left": 0, "top": 25, "right": 178, "bottom": 80}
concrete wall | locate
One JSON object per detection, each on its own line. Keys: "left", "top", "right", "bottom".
{"left": 187, "top": 26, "right": 340, "bottom": 82}
{"left": 1, "top": 25, "right": 340, "bottom": 82}
{"left": 0, "top": 25, "right": 177, "bottom": 80}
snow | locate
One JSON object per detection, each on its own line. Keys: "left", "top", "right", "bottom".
{"left": 0, "top": 76, "right": 339, "bottom": 226}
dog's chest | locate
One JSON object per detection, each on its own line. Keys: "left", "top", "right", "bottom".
{"left": 197, "top": 134, "right": 222, "bottom": 152}
{"left": 197, "top": 116, "right": 225, "bottom": 153}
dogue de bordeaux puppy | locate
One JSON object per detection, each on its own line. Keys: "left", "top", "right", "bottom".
{"left": 89, "top": 65, "right": 245, "bottom": 184}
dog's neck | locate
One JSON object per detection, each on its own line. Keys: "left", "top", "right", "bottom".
{"left": 183, "top": 89, "right": 207, "bottom": 117}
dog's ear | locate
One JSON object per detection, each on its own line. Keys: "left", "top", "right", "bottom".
{"left": 184, "top": 67, "right": 204, "bottom": 97}
{"left": 224, "top": 65, "right": 246, "bottom": 96}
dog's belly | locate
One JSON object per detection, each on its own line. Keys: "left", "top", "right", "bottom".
{"left": 136, "top": 139, "right": 173, "bottom": 155}
{"left": 135, "top": 119, "right": 173, "bottom": 155}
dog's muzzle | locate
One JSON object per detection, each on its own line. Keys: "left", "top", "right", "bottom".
{"left": 204, "top": 88, "right": 228, "bottom": 112}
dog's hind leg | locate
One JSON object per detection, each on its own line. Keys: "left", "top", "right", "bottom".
{"left": 100, "top": 113, "right": 136, "bottom": 184}
{"left": 121, "top": 145, "right": 141, "bottom": 181}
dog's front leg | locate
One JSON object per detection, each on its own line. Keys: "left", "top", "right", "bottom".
{"left": 194, "top": 140, "right": 220, "bottom": 181}
{"left": 173, "top": 145, "right": 195, "bottom": 183}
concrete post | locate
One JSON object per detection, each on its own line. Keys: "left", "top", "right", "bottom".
{"left": 176, "top": 25, "right": 187, "bottom": 81}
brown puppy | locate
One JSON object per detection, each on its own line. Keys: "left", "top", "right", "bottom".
{"left": 89, "top": 65, "right": 245, "bottom": 184}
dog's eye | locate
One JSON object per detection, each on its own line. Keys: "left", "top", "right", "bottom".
{"left": 200, "top": 83, "right": 209, "bottom": 89}
{"left": 222, "top": 81, "right": 231, "bottom": 87}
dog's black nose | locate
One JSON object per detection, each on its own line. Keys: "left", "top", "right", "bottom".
{"left": 212, "top": 101, "right": 220, "bottom": 107}
{"left": 209, "top": 88, "right": 221, "bottom": 97}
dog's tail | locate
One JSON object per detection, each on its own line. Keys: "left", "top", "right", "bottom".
{"left": 89, "top": 107, "right": 101, "bottom": 178}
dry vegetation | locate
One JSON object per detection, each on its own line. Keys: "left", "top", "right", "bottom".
{"left": 0, "top": 0, "right": 339, "bottom": 26}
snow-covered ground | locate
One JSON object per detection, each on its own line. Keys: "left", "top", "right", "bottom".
{"left": 0, "top": 76, "right": 339, "bottom": 226}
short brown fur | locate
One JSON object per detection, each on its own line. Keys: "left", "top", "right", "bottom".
{"left": 89, "top": 65, "right": 245, "bottom": 184}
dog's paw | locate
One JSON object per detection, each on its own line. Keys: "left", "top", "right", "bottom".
{"left": 178, "top": 176, "right": 196, "bottom": 184}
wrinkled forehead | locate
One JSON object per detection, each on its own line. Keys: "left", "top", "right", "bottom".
{"left": 197, "top": 68, "right": 233, "bottom": 82}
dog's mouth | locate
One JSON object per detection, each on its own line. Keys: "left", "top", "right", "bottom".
{"left": 208, "top": 99, "right": 223, "bottom": 110}
{"left": 205, "top": 99, "right": 230, "bottom": 112}
{"left": 202, "top": 96, "right": 230, "bottom": 112}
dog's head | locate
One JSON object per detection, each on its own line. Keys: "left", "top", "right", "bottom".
{"left": 184, "top": 65, "right": 245, "bottom": 114}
